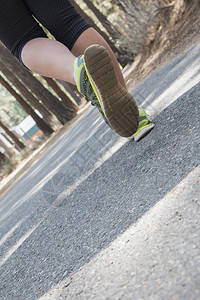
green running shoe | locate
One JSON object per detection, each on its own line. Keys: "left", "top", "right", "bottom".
{"left": 133, "top": 107, "right": 155, "bottom": 142}
{"left": 83, "top": 45, "right": 139, "bottom": 137}
{"left": 74, "top": 54, "right": 109, "bottom": 124}
{"left": 74, "top": 47, "right": 153, "bottom": 140}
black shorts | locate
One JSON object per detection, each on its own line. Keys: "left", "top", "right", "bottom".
{"left": 0, "top": 0, "right": 90, "bottom": 61}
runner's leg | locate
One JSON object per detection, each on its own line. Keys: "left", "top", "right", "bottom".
{"left": 71, "top": 28, "right": 126, "bottom": 89}
{"left": 22, "top": 0, "right": 125, "bottom": 87}
{"left": 21, "top": 38, "right": 76, "bottom": 84}
{"left": 21, "top": 0, "right": 89, "bottom": 83}
{"left": 0, "top": 0, "right": 46, "bottom": 60}
{"left": 20, "top": 0, "right": 139, "bottom": 136}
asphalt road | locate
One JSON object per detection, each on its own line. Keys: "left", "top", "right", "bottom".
{"left": 0, "top": 43, "right": 199, "bottom": 300}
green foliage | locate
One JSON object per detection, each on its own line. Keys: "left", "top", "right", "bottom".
{"left": 0, "top": 133, "right": 47, "bottom": 181}
{"left": 0, "top": 154, "right": 17, "bottom": 180}
{"left": 0, "top": 84, "right": 28, "bottom": 127}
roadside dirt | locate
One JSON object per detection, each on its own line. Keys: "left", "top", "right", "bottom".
{"left": 125, "top": 1, "right": 200, "bottom": 89}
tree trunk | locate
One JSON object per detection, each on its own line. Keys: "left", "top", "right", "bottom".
{"left": 170, "top": 0, "right": 186, "bottom": 26}
{"left": 44, "top": 77, "right": 79, "bottom": 112}
{"left": 0, "top": 139, "right": 15, "bottom": 156}
{"left": 0, "top": 151, "right": 10, "bottom": 161}
{"left": 0, "top": 61, "right": 54, "bottom": 127}
{"left": 0, "top": 43, "right": 76, "bottom": 124}
{"left": 113, "top": 1, "right": 127, "bottom": 13}
{"left": 1, "top": 131, "right": 21, "bottom": 152}
{"left": 83, "top": 0, "right": 116, "bottom": 37}
{"left": 70, "top": 0, "right": 120, "bottom": 55}
{"left": 1, "top": 132, "right": 15, "bottom": 145}
{"left": 0, "top": 75, "right": 54, "bottom": 136}
{"left": 58, "top": 80, "right": 84, "bottom": 105}
{"left": 0, "top": 119, "right": 25, "bottom": 149}
{"left": 70, "top": 0, "right": 128, "bottom": 66}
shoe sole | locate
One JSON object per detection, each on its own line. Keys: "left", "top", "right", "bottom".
{"left": 133, "top": 123, "right": 155, "bottom": 142}
{"left": 84, "top": 45, "right": 139, "bottom": 137}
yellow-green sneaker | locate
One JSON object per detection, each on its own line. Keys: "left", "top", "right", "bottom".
{"left": 133, "top": 108, "right": 155, "bottom": 142}
{"left": 74, "top": 54, "right": 109, "bottom": 124}
{"left": 83, "top": 45, "right": 139, "bottom": 137}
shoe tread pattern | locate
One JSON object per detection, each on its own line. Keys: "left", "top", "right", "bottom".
{"left": 84, "top": 45, "right": 139, "bottom": 137}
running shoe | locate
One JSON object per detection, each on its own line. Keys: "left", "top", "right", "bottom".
{"left": 133, "top": 107, "right": 155, "bottom": 142}
{"left": 83, "top": 45, "right": 139, "bottom": 137}
{"left": 74, "top": 46, "right": 154, "bottom": 140}
{"left": 74, "top": 54, "right": 109, "bottom": 124}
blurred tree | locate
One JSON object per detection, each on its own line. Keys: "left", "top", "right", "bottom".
{"left": 0, "top": 139, "right": 16, "bottom": 157}
{"left": 0, "top": 75, "right": 54, "bottom": 136}
{"left": 0, "top": 91, "right": 28, "bottom": 126}
{"left": 58, "top": 80, "right": 83, "bottom": 106}
{"left": 0, "top": 118, "right": 25, "bottom": 149}
{"left": 43, "top": 77, "right": 79, "bottom": 112}
{"left": 0, "top": 62, "right": 54, "bottom": 128}
{"left": 0, "top": 42, "right": 77, "bottom": 124}
{"left": 70, "top": 0, "right": 127, "bottom": 64}
{"left": 83, "top": 0, "right": 116, "bottom": 37}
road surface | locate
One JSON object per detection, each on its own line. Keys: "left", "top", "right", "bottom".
{"left": 0, "top": 43, "right": 199, "bottom": 300}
